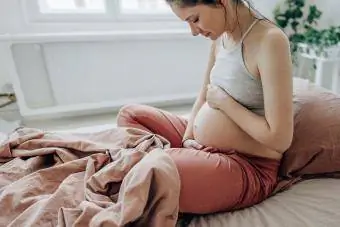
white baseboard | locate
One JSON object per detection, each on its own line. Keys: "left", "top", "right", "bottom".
{"left": 21, "top": 93, "right": 196, "bottom": 120}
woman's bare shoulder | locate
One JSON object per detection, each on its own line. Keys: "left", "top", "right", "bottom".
{"left": 257, "top": 20, "right": 290, "bottom": 48}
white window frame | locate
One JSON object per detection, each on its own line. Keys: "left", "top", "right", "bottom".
{"left": 23, "top": 0, "right": 177, "bottom": 23}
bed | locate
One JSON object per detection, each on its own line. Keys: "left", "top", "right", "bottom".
{"left": 181, "top": 178, "right": 340, "bottom": 226}
{"left": 53, "top": 122, "right": 340, "bottom": 227}
{"left": 26, "top": 123, "right": 340, "bottom": 227}
{"left": 1, "top": 77, "right": 340, "bottom": 226}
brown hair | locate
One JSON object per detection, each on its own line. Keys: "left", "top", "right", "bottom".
{"left": 165, "top": 0, "right": 275, "bottom": 37}
{"left": 165, "top": 0, "right": 240, "bottom": 7}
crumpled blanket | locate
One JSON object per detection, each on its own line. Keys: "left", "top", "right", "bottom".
{"left": 0, "top": 127, "right": 180, "bottom": 227}
{"left": 1, "top": 122, "right": 338, "bottom": 226}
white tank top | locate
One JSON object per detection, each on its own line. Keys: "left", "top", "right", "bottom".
{"left": 210, "top": 19, "right": 266, "bottom": 116}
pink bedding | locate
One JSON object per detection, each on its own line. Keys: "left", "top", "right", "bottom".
{"left": 0, "top": 127, "right": 180, "bottom": 227}
{"left": 1, "top": 119, "right": 340, "bottom": 226}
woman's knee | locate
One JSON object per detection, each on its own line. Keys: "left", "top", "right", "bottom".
{"left": 116, "top": 104, "right": 146, "bottom": 126}
{"left": 166, "top": 149, "right": 244, "bottom": 213}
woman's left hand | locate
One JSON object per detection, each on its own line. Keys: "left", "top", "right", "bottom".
{"left": 206, "top": 84, "right": 229, "bottom": 109}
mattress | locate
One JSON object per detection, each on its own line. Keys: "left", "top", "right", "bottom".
{"left": 186, "top": 179, "right": 340, "bottom": 227}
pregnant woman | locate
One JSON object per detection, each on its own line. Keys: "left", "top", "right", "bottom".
{"left": 117, "top": 0, "right": 294, "bottom": 214}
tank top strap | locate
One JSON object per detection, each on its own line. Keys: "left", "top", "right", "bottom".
{"left": 240, "top": 19, "right": 260, "bottom": 44}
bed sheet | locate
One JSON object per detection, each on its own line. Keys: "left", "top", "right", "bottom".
{"left": 187, "top": 179, "right": 340, "bottom": 227}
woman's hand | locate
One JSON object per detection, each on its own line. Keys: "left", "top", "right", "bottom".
{"left": 182, "top": 139, "right": 204, "bottom": 150}
{"left": 206, "top": 84, "right": 229, "bottom": 109}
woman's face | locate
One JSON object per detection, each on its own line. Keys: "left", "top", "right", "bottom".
{"left": 170, "top": 1, "right": 237, "bottom": 40}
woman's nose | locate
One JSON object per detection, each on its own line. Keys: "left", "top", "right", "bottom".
{"left": 189, "top": 23, "right": 200, "bottom": 36}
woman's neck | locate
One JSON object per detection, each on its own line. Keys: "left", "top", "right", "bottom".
{"left": 225, "top": 3, "right": 257, "bottom": 43}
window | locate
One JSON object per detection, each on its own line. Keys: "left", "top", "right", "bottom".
{"left": 38, "top": 0, "right": 107, "bottom": 14}
{"left": 33, "top": 0, "right": 172, "bottom": 20}
{"left": 121, "top": 0, "right": 171, "bottom": 14}
{"left": 23, "top": 0, "right": 182, "bottom": 32}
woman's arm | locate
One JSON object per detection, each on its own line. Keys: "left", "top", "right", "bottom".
{"left": 183, "top": 41, "right": 217, "bottom": 140}
{"left": 216, "top": 30, "right": 294, "bottom": 152}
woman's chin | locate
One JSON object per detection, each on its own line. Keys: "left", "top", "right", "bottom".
{"left": 209, "top": 34, "right": 220, "bottom": 41}
{"left": 210, "top": 35, "right": 217, "bottom": 40}
{"left": 210, "top": 32, "right": 224, "bottom": 41}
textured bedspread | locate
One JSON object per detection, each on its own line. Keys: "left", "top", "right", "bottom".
{"left": 0, "top": 127, "right": 180, "bottom": 227}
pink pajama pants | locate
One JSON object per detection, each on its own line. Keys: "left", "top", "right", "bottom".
{"left": 117, "top": 104, "right": 280, "bottom": 214}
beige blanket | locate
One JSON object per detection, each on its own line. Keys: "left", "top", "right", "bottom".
{"left": 0, "top": 127, "right": 180, "bottom": 227}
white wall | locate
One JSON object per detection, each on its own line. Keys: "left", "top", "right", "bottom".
{"left": 0, "top": 68, "right": 9, "bottom": 91}
{"left": 0, "top": 0, "right": 12, "bottom": 88}
{"left": 0, "top": 0, "right": 188, "bottom": 93}
{"left": 1, "top": 0, "right": 339, "bottom": 119}
{"left": 0, "top": 0, "right": 210, "bottom": 119}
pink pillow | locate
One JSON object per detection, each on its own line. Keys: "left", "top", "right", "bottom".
{"left": 279, "top": 90, "right": 340, "bottom": 178}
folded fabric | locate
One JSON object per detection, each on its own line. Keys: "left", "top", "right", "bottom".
{"left": 0, "top": 127, "right": 180, "bottom": 227}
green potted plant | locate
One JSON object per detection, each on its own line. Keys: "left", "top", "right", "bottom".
{"left": 274, "top": 0, "right": 340, "bottom": 62}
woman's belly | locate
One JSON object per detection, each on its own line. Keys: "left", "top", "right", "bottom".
{"left": 193, "top": 103, "right": 281, "bottom": 159}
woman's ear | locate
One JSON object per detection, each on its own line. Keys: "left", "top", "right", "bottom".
{"left": 218, "top": 0, "right": 230, "bottom": 8}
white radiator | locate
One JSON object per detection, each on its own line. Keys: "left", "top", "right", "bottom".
{"left": 0, "top": 31, "right": 210, "bottom": 120}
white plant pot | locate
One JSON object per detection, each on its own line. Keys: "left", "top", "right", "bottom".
{"left": 297, "top": 43, "right": 340, "bottom": 59}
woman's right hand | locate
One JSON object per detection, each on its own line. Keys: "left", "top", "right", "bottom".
{"left": 182, "top": 139, "right": 204, "bottom": 150}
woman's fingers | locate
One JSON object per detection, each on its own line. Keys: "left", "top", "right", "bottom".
{"left": 191, "top": 141, "right": 204, "bottom": 150}
{"left": 183, "top": 139, "right": 204, "bottom": 150}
